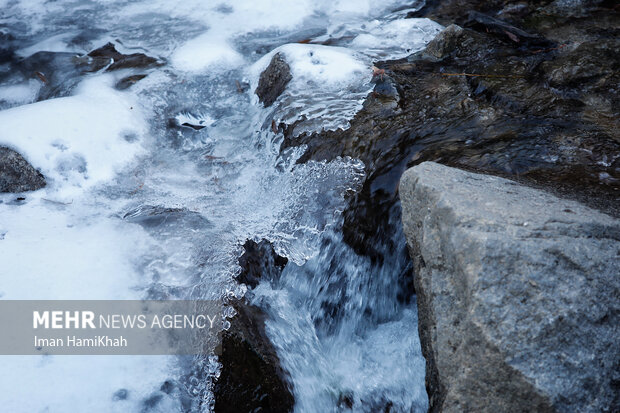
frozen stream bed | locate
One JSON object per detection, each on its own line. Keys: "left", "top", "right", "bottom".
{"left": 0, "top": 1, "right": 442, "bottom": 411}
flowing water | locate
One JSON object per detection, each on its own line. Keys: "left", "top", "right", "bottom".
{"left": 0, "top": 1, "right": 442, "bottom": 411}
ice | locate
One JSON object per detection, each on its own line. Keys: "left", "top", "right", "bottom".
{"left": 0, "top": 75, "right": 146, "bottom": 198}
{"left": 350, "top": 18, "right": 444, "bottom": 59}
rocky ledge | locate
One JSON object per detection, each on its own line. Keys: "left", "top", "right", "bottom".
{"left": 399, "top": 162, "right": 620, "bottom": 412}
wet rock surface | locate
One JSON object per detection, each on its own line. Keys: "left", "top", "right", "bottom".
{"left": 86, "top": 42, "right": 161, "bottom": 72}
{"left": 0, "top": 146, "right": 46, "bottom": 192}
{"left": 214, "top": 239, "right": 294, "bottom": 413}
{"left": 255, "top": 52, "right": 292, "bottom": 107}
{"left": 399, "top": 162, "right": 620, "bottom": 413}
{"left": 214, "top": 301, "right": 294, "bottom": 413}
{"left": 281, "top": 0, "right": 619, "bottom": 259}
{"left": 237, "top": 239, "right": 288, "bottom": 289}
{"left": 115, "top": 74, "right": 148, "bottom": 90}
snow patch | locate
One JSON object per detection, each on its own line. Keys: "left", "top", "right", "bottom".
{"left": 172, "top": 32, "right": 243, "bottom": 72}
{"left": 0, "top": 75, "right": 146, "bottom": 197}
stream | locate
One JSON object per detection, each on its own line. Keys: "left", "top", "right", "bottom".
{"left": 0, "top": 1, "right": 442, "bottom": 411}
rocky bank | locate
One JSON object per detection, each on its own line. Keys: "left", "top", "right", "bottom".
{"left": 274, "top": 0, "right": 619, "bottom": 411}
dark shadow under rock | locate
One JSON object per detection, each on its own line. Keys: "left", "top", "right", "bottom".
{"left": 214, "top": 237, "right": 293, "bottom": 412}
{"left": 255, "top": 53, "right": 292, "bottom": 107}
{"left": 0, "top": 146, "right": 46, "bottom": 193}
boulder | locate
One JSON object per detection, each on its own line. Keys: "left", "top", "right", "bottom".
{"left": 0, "top": 146, "right": 46, "bottom": 192}
{"left": 214, "top": 238, "right": 294, "bottom": 412}
{"left": 214, "top": 302, "right": 294, "bottom": 413}
{"left": 255, "top": 53, "right": 292, "bottom": 107}
{"left": 399, "top": 162, "right": 620, "bottom": 413}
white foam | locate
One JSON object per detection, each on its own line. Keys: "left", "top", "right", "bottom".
{"left": 0, "top": 75, "right": 146, "bottom": 198}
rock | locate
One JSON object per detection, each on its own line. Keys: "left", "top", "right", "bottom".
{"left": 86, "top": 42, "right": 161, "bottom": 72}
{"left": 399, "top": 162, "right": 620, "bottom": 413}
{"left": 115, "top": 74, "right": 147, "bottom": 90}
{"left": 0, "top": 146, "right": 46, "bottom": 192}
{"left": 255, "top": 53, "right": 292, "bottom": 107}
{"left": 214, "top": 301, "right": 294, "bottom": 413}
{"left": 424, "top": 24, "right": 465, "bottom": 59}
{"left": 465, "top": 11, "right": 555, "bottom": 48}
{"left": 214, "top": 238, "right": 294, "bottom": 412}
{"left": 541, "top": 39, "right": 618, "bottom": 88}
{"left": 280, "top": 3, "right": 619, "bottom": 261}
{"left": 237, "top": 239, "right": 288, "bottom": 289}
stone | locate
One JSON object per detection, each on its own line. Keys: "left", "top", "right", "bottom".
{"left": 214, "top": 238, "right": 294, "bottom": 412}
{"left": 86, "top": 42, "right": 161, "bottom": 72}
{"left": 399, "top": 161, "right": 620, "bottom": 413}
{"left": 115, "top": 74, "right": 147, "bottom": 90}
{"left": 255, "top": 53, "right": 292, "bottom": 107}
{"left": 237, "top": 239, "right": 288, "bottom": 289}
{"left": 424, "top": 24, "right": 465, "bottom": 59}
{"left": 0, "top": 146, "right": 46, "bottom": 193}
{"left": 465, "top": 11, "right": 555, "bottom": 48}
{"left": 214, "top": 301, "right": 294, "bottom": 413}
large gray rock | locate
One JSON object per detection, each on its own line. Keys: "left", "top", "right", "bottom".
{"left": 399, "top": 162, "right": 620, "bottom": 413}
{"left": 0, "top": 146, "right": 46, "bottom": 193}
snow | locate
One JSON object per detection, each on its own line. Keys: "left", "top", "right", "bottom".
{"left": 172, "top": 32, "right": 244, "bottom": 72}
{"left": 249, "top": 43, "right": 367, "bottom": 92}
{"left": 0, "top": 355, "right": 178, "bottom": 412}
{"left": 0, "top": 201, "right": 152, "bottom": 300}
{"left": 0, "top": 75, "right": 147, "bottom": 198}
